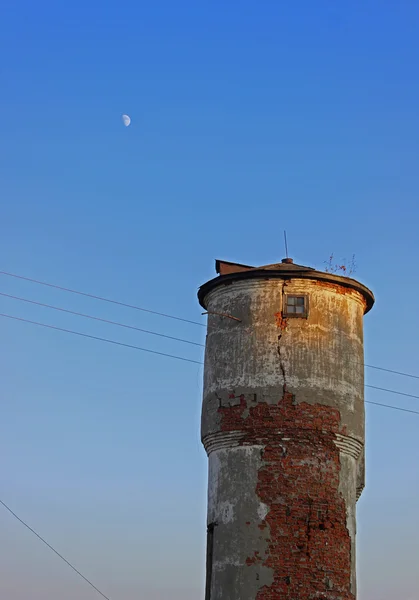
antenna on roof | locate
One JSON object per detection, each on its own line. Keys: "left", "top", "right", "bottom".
{"left": 284, "top": 230, "right": 289, "bottom": 258}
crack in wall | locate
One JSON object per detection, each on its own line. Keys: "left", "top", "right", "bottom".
{"left": 276, "top": 281, "right": 288, "bottom": 394}
{"left": 277, "top": 334, "right": 287, "bottom": 393}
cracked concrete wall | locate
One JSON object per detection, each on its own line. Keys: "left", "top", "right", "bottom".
{"left": 201, "top": 276, "right": 367, "bottom": 600}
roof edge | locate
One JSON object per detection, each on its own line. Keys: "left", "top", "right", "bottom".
{"left": 198, "top": 268, "right": 375, "bottom": 314}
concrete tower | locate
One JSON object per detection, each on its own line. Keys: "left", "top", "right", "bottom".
{"left": 198, "top": 258, "right": 374, "bottom": 600}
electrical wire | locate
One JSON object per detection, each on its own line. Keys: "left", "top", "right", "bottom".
{"left": 0, "top": 499, "right": 112, "bottom": 600}
{"left": 365, "top": 384, "right": 419, "bottom": 401}
{"left": 5, "top": 287, "right": 419, "bottom": 386}
{"left": 364, "top": 364, "right": 419, "bottom": 380}
{"left": 0, "top": 270, "right": 205, "bottom": 327}
{"left": 2, "top": 269, "right": 419, "bottom": 382}
{"left": 0, "top": 292, "right": 204, "bottom": 348}
{"left": 364, "top": 401, "right": 419, "bottom": 416}
{"left": 0, "top": 313, "right": 203, "bottom": 365}
{"left": 2, "top": 312, "right": 419, "bottom": 416}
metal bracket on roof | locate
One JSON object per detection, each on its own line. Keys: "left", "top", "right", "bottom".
{"left": 202, "top": 311, "right": 242, "bottom": 323}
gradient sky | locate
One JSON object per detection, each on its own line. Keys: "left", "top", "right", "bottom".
{"left": 1, "top": 1, "right": 419, "bottom": 599}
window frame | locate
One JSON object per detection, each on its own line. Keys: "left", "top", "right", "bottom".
{"left": 283, "top": 294, "right": 309, "bottom": 318}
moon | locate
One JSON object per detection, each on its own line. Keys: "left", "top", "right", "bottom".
{"left": 122, "top": 114, "right": 131, "bottom": 127}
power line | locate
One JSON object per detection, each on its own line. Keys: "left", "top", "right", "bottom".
{"left": 365, "top": 384, "right": 419, "bottom": 401}
{"left": 5, "top": 287, "right": 419, "bottom": 384}
{"left": 2, "top": 270, "right": 419, "bottom": 383}
{"left": 4, "top": 268, "right": 419, "bottom": 383}
{"left": 364, "top": 364, "right": 419, "bottom": 381}
{"left": 365, "top": 401, "right": 419, "bottom": 416}
{"left": 0, "top": 270, "right": 205, "bottom": 327}
{"left": 0, "top": 498, "right": 112, "bottom": 600}
{"left": 0, "top": 292, "right": 204, "bottom": 348}
{"left": 2, "top": 312, "right": 419, "bottom": 417}
{"left": 320, "top": 348, "right": 419, "bottom": 382}
{"left": 0, "top": 313, "right": 203, "bottom": 365}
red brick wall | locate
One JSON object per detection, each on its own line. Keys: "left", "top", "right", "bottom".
{"left": 218, "top": 392, "right": 354, "bottom": 600}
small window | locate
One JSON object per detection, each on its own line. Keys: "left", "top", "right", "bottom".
{"left": 284, "top": 295, "right": 308, "bottom": 318}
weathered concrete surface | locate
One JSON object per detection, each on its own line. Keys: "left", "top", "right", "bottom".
{"left": 207, "top": 446, "right": 273, "bottom": 599}
{"left": 200, "top": 274, "right": 370, "bottom": 600}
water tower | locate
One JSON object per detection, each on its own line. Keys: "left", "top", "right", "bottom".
{"left": 198, "top": 257, "right": 374, "bottom": 600}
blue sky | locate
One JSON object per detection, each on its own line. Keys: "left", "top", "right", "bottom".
{"left": 1, "top": 1, "right": 419, "bottom": 598}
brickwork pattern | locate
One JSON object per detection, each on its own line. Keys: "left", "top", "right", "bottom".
{"left": 218, "top": 392, "right": 355, "bottom": 600}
